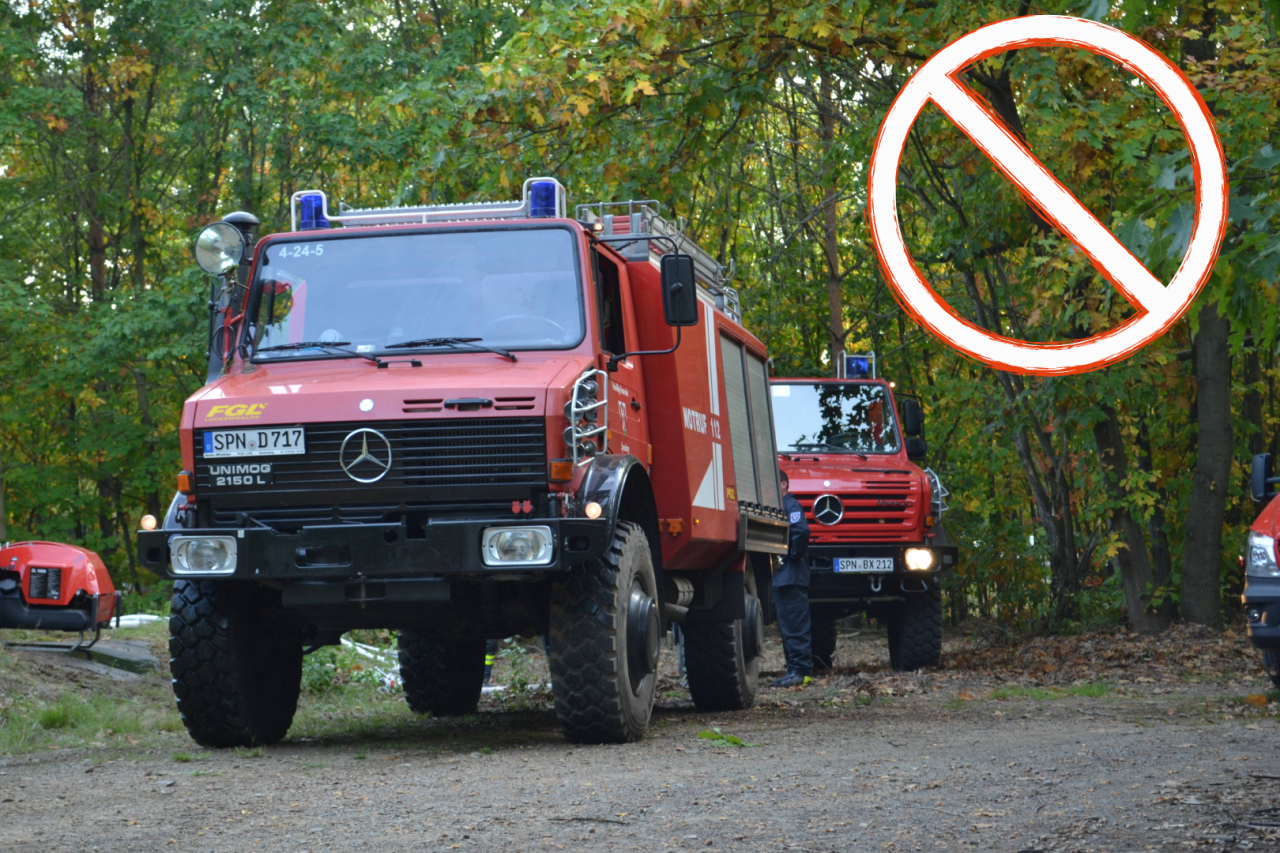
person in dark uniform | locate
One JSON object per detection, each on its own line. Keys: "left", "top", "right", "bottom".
{"left": 773, "top": 470, "right": 812, "bottom": 687}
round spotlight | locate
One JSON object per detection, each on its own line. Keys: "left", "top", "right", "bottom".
{"left": 193, "top": 221, "right": 245, "bottom": 275}
{"left": 585, "top": 501, "right": 603, "bottom": 519}
{"left": 140, "top": 514, "right": 158, "bottom": 531}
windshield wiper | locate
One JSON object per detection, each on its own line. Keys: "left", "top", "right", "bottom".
{"left": 385, "top": 336, "right": 516, "bottom": 362}
{"left": 791, "top": 441, "right": 865, "bottom": 458}
{"left": 255, "top": 341, "right": 382, "bottom": 365}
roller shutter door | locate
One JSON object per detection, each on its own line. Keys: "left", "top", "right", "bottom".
{"left": 746, "top": 352, "right": 782, "bottom": 509}
{"left": 720, "top": 334, "right": 758, "bottom": 505}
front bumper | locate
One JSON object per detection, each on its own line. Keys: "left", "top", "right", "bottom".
{"left": 137, "top": 516, "right": 611, "bottom": 582}
{"left": 1243, "top": 574, "right": 1280, "bottom": 650}
{"left": 807, "top": 543, "right": 957, "bottom": 602}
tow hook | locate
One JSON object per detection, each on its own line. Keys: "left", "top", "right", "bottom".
{"left": 870, "top": 575, "right": 883, "bottom": 593}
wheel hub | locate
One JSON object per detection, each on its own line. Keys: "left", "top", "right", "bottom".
{"left": 627, "top": 584, "right": 660, "bottom": 686}
{"left": 742, "top": 594, "right": 763, "bottom": 661}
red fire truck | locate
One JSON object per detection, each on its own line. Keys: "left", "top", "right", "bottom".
{"left": 772, "top": 364, "right": 958, "bottom": 671}
{"left": 138, "top": 179, "right": 789, "bottom": 747}
{"left": 1244, "top": 454, "right": 1280, "bottom": 686}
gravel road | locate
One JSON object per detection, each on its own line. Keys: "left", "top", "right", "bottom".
{"left": 2, "top": 627, "right": 1277, "bottom": 852}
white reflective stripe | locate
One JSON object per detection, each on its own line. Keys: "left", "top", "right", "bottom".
{"left": 713, "top": 441, "right": 725, "bottom": 510}
{"left": 704, "top": 302, "right": 719, "bottom": 416}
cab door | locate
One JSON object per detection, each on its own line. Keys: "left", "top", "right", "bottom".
{"left": 592, "top": 247, "right": 649, "bottom": 464}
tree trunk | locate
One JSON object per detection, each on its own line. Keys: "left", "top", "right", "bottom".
{"left": 1093, "top": 404, "right": 1167, "bottom": 633}
{"left": 818, "top": 67, "right": 843, "bottom": 376}
{"left": 1138, "top": 421, "right": 1177, "bottom": 622}
{"left": 1181, "top": 301, "right": 1231, "bottom": 628}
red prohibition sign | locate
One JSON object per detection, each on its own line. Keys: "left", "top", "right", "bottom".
{"left": 867, "top": 15, "right": 1228, "bottom": 376}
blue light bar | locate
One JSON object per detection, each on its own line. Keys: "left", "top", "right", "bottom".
{"left": 298, "top": 193, "right": 330, "bottom": 231}
{"left": 845, "top": 355, "right": 872, "bottom": 379}
{"left": 529, "top": 180, "right": 559, "bottom": 218}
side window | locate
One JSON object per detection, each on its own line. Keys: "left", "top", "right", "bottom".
{"left": 593, "top": 250, "right": 626, "bottom": 355}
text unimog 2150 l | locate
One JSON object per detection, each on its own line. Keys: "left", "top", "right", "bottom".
{"left": 139, "top": 179, "right": 790, "bottom": 746}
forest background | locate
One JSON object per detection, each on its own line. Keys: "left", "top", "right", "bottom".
{"left": 1, "top": 0, "right": 1278, "bottom": 633}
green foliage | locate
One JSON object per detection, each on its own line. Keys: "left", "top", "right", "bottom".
{"left": 696, "top": 727, "right": 760, "bottom": 747}
{"left": 301, "top": 642, "right": 387, "bottom": 695}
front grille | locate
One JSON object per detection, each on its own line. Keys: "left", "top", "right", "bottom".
{"left": 798, "top": 477, "right": 922, "bottom": 543}
{"left": 28, "top": 567, "right": 61, "bottom": 600}
{"left": 210, "top": 500, "right": 519, "bottom": 530}
{"left": 195, "top": 417, "right": 547, "bottom": 502}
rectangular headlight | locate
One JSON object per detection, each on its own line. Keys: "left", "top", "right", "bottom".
{"left": 170, "top": 536, "right": 237, "bottom": 575}
{"left": 481, "top": 526, "right": 553, "bottom": 567}
{"left": 1247, "top": 531, "right": 1280, "bottom": 577}
{"left": 904, "top": 548, "right": 935, "bottom": 571}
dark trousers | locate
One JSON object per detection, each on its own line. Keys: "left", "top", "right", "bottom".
{"left": 774, "top": 584, "right": 812, "bottom": 675}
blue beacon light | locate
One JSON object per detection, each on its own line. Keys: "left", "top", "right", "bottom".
{"left": 529, "top": 181, "right": 559, "bottom": 218}
{"left": 299, "top": 193, "right": 330, "bottom": 231}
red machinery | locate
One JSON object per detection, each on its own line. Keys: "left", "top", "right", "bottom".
{"left": 0, "top": 541, "right": 119, "bottom": 646}
{"left": 772, "top": 373, "right": 959, "bottom": 671}
{"left": 138, "top": 179, "right": 790, "bottom": 747}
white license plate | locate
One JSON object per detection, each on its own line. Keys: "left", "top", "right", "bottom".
{"left": 203, "top": 427, "right": 305, "bottom": 458}
{"left": 835, "top": 557, "right": 894, "bottom": 573}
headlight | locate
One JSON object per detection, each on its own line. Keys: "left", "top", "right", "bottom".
{"left": 170, "top": 536, "right": 237, "bottom": 575}
{"left": 482, "top": 526, "right": 553, "bottom": 567}
{"left": 1247, "top": 531, "right": 1280, "bottom": 577}
{"left": 904, "top": 548, "right": 935, "bottom": 571}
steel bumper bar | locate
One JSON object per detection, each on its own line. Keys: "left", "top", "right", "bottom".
{"left": 1243, "top": 575, "right": 1280, "bottom": 651}
{"left": 137, "top": 517, "right": 612, "bottom": 581}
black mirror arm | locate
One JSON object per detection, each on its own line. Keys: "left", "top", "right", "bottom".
{"left": 607, "top": 323, "right": 682, "bottom": 373}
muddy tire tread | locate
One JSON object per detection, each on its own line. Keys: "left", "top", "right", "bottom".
{"left": 548, "top": 521, "right": 653, "bottom": 744}
{"left": 169, "top": 580, "right": 301, "bottom": 748}
{"left": 887, "top": 588, "right": 943, "bottom": 671}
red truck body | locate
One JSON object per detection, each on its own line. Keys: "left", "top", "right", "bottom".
{"left": 139, "top": 180, "right": 788, "bottom": 745}
{"left": 772, "top": 377, "right": 957, "bottom": 671}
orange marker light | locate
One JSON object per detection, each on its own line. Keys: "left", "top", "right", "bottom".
{"left": 177, "top": 471, "right": 194, "bottom": 494}
{"left": 549, "top": 460, "right": 573, "bottom": 482}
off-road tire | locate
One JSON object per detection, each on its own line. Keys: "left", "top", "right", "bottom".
{"left": 397, "top": 632, "right": 486, "bottom": 716}
{"left": 1263, "top": 650, "right": 1280, "bottom": 689}
{"left": 887, "top": 587, "right": 943, "bottom": 671}
{"left": 169, "top": 580, "right": 302, "bottom": 748}
{"left": 548, "top": 521, "right": 658, "bottom": 743}
{"left": 684, "top": 569, "right": 762, "bottom": 712}
{"left": 811, "top": 612, "right": 838, "bottom": 673}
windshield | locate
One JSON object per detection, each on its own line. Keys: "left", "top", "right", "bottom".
{"left": 771, "top": 382, "right": 901, "bottom": 454}
{"left": 245, "top": 227, "right": 583, "bottom": 358}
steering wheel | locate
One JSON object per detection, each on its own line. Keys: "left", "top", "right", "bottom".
{"left": 482, "top": 314, "right": 568, "bottom": 339}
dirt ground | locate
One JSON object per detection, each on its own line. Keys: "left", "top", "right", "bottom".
{"left": 1, "top": 621, "right": 1278, "bottom": 853}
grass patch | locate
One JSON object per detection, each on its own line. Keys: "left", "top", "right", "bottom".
{"left": 697, "top": 728, "right": 760, "bottom": 748}
{"left": 0, "top": 690, "right": 184, "bottom": 754}
{"left": 990, "top": 681, "right": 1113, "bottom": 701}
{"left": 235, "top": 746, "right": 265, "bottom": 759}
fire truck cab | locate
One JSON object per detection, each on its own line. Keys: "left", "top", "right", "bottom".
{"left": 772, "top": 365, "right": 958, "bottom": 671}
{"left": 138, "top": 179, "right": 789, "bottom": 746}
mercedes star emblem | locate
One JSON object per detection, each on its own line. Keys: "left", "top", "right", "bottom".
{"left": 339, "top": 428, "right": 393, "bottom": 483}
{"left": 813, "top": 494, "right": 844, "bottom": 526}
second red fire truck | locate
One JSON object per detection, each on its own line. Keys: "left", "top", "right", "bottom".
{"left": 772, "top": 360, "right": 957, "bottom": 671}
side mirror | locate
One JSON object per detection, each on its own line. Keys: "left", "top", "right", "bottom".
{"left": 1252, "top": 453, "right": 1276, "bottom": 502}
{"left": 902, "top": 398, "right": 925, "bottom": 437}
{"left": 660, "top": 253, "right": 698, "bottom": 326}
{"left": 906, "top": 437, "right": 927, "bottom": 460}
